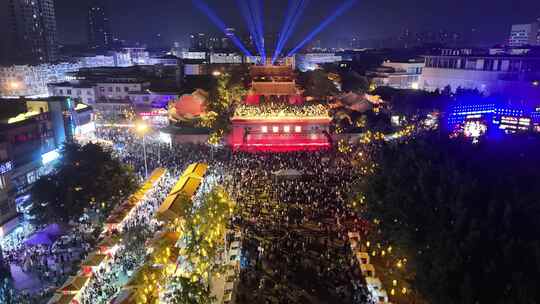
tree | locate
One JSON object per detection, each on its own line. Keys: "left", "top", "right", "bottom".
{"left": 297, "top": 70, "right": 338, "bottom": 100}
{"left": 31, "top": 142, "right": 138, "bottom": 225}
{"left": 341, "top": 71, "right": 370, "bottom": 94}
{"left": 205, "top": 74, "right": 247, "bottom": 141}
{"left": 355, "top": 132, "right": 540, "bottom": 303}
{"left": 166, "top": 277, "right": 215, "bottom": 304}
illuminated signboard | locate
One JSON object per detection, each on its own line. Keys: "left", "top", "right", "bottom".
{"left": 0, "top": 161, "right": 13, "bottom": 174}
{"left": 42, "top": 150, "right": 60, "bottom": 165}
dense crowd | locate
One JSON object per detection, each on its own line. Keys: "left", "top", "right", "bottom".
{"left": 219, "top": 151, "right": 371, "bottom": 303}
{"left": 79, "top": 171, "right": 176, "bottom": 304}
{"left": 234, "top": 102, "right": 329, "bottom": 119}
{"left": 2, "top": 125, "right": 374, "bottom": 304}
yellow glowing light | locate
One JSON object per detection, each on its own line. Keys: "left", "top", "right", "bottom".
{"left": 135, "top": 122, "right": 149, "bottom": 134}
{"left": 402, "top": 287, "right": 408, "bottom": 294}
{"left": 392, "top": 279, "right": 397, "bottom": 286}
{"left": 9, "top": 81, "right": 20, "bottom": 90}
{"left": 391, "top": 288, "right": 395, "bottom": 296}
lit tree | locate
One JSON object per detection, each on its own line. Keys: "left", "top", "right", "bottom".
{"left": 167, "top": 277, "right": 215, "bottom": 304}
{"left": 205, "top": 74, "right": 247, "bottom": 141}
{"left": 177, "top": 187, "right": 235, "bottom": 284}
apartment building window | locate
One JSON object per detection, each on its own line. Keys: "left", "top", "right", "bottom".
{"left": 59, "top": 89, "right": 64, "bottom": 94}
{"left": 124, "top": 87, "right": 129, "bottom": 92}
{"left": 76, "top": 90, "right": 81, "bottom": 96}
{"left": 116, "top": 87, "right": 121, "bottom": 92}
{"left": 67, "top": 89, "right": 72, "bottom": 95}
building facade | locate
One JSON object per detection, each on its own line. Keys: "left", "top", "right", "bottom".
{"left": 0, "top": 97, "right": 93, "bottom": 238}
{"left": 88, "top": 3, "right": 112, "bottom": 49}
{"left": 48, "top": 82, "right": 98, "bottom": 104}
{"left": 420, "top": 53, "right": 540, "bottom": 105}
{"left": 295, "top": 53, "right": 343, "bottom": 71}
{"left": 509, "top": 21, "right": 540, "bottom": 47}
{"left": 0, "top": 0, "right": 58, "bottom": 65}
{"left": 368, "top": 60, "right": 425, "bottom": 89}
{"left": 0, "top": 62, "right": 82, "bottom": 97}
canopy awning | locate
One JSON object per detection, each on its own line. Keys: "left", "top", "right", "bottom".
{"left": 365, "top": 277, "right": 382, "bottom": 289}
{"left": 360, "top": 263, "right": 376, "bottom": 276}
{"left": 47, "top": 293, "right": 77, "bottom": 304}
{"left": 169, "top": 174, "right": 203, "bottom": 197}
{"left": 356, "top": 252, "right": 370, "bottom": 265}
{"left": 81, "top": 253, "right": 108, "bottom": 268}
{"left": 60, "top": 276, "right": 90, "bottom": 293}
{"left": 182, "top": 163, "right": 208, "bottom": 178}
{"left": 156, "top": 193, "right": 190, "bottom": 223}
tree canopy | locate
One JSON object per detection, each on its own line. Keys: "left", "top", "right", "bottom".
{"left": 297, "top": 70, "right": 338, "bottom": 100}
{"left": 341, "top": 71, "right": 371, "bottom": 94}
{"left": 356, "top": 132, "right": 540, "bottom": 304}
{"left": 31, "top": 142, "right": 138, "bottom": 225}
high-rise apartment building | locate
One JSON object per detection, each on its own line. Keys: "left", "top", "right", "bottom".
{"left": 0, "top": 0, "right": 58, "bottom": 65}
{"left": 88, "top": 2, "right": 112, "bottom": 49}
{"left": 190, "top": 33, "right": 208, "bottom": 51}
{"left": 509, "top": 20, "right": 540, "bottom": 47}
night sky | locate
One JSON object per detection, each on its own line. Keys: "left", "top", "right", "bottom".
{"left": 55, "top": 0, "right": 540, "bottom": 47}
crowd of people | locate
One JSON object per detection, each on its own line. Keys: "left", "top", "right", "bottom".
{"left": 234, "top": 101, "right": 329, "bottom": 119}
{"left": 2, "top": 224, "right": 94, "bottom": 303}
{"left": 218, "top": 150, "right": 372, "bottom": 303}
{"left": 79, "top": 171, "right": 177, "bottom": 304}
{"left": 2, "top": 124, "right": 375, "bottom": 304}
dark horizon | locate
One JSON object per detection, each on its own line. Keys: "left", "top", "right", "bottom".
{"left": 55, "top": 0, "right": 540, "bottom": 48}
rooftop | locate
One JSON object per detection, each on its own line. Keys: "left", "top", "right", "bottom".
{"left": 233, "top": 102, "right": 330, "bottom": 120}
{"left": 48, "top": 81, "right": 95, "bottom": 89}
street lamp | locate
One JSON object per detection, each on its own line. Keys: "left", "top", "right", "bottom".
{"left": 135, "top": 121, "right": 149, "bottom": 178}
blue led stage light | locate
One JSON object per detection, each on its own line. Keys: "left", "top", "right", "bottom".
{"left": 288, "top": 0, "right": 357, "bottom": 56}
{"left": 192, "top": 0, "right": 253, "bottom": 57}
{"left": 273, "top": 0, "right": 309, "bottom": 63}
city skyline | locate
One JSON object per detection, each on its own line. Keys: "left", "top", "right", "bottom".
{"left": 54, "top": 0, "right": 540, "bottom": 47}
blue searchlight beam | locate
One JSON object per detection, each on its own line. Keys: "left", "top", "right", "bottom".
{"left": 192, "top": 0, "right": 253, "bottom": 57}
{"left": 237, "top": 0, "right": 263, "bottom": 59}
{"left": 274, "top": 0, "right": 309, "bottom": 63}
{"left": 288, "top": 0, "right": 357, "bottom": 56}
{"left": 250, "top": 0, "right": 266, "bottom": 62}
{"left": 273, "top": 0, "right": 297, "bottom": 63}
